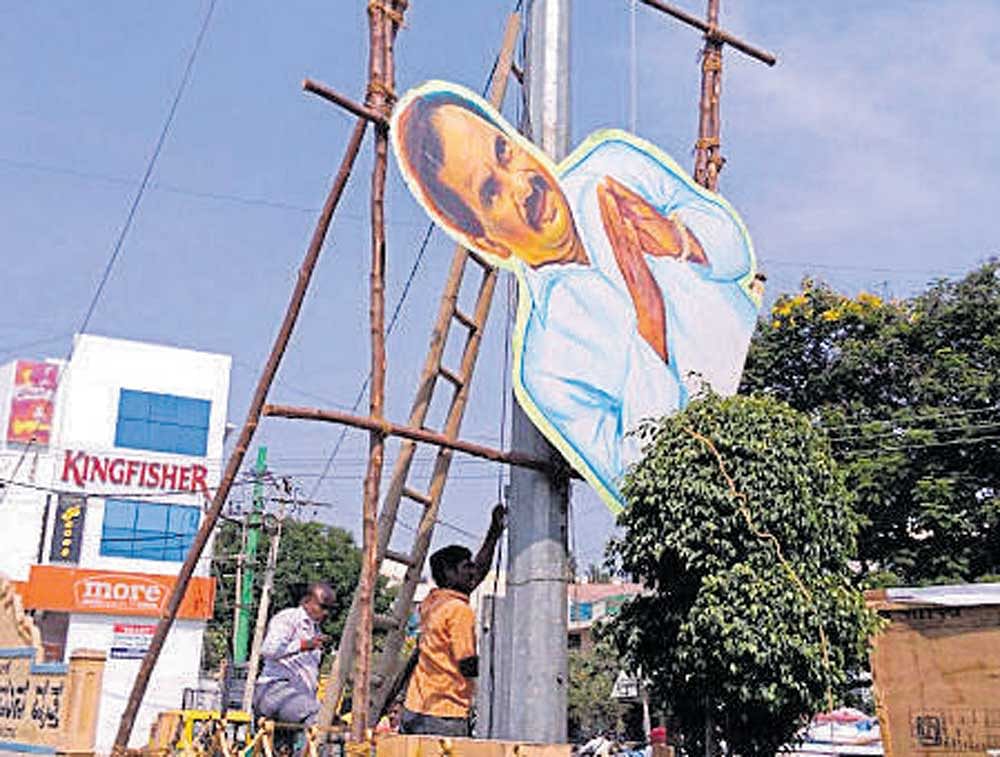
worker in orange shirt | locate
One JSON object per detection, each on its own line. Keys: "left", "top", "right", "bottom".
{"left": 400, "top": 505, "right": 505, "bottom": 737}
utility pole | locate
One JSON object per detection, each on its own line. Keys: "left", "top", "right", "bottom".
{"left": 498, "top": 0, "right": 571, "bottom": 743}
{"left": 234, "top": 446, "right": 267, "bottom": 663}
{"left": 241, "top": 490, "right": 287, "bottom": 713}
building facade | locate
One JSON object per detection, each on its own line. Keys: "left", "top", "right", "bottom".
{"left": 0, "top": 334, "right": 231, "bottom": 752}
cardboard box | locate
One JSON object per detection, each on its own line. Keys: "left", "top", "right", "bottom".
{"left": 867, "top": 585, "right": 1000, "bottom": 757}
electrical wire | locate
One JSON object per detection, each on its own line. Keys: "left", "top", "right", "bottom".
{"left": 0, "top": 155, "right": 431, "bottom": 229}
{"left": 829, "top": 420, "right": 1000, "bottom": 444}
{"left": 821, "top": 403, "right": 1000, "bottom": 432}
{"left": 307, "top": 43, "right": 514, "bottom": 501}
{"left": 838, "top": 433, "right": 1000, "bottom": 456}
{"left": 78, "top": 0, "right": 218, "bottom": 337}
{"left": 0, "top": 0, "right": 218, "bottom": 507}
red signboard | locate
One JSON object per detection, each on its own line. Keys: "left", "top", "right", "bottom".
{"left": 60, "top": 449, "right": 210, "bottom": 497}
{"left": 7, "top": 360, "right": 59, "bottom": 445}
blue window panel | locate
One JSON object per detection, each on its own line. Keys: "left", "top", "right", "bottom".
{"left": 177, "top": 399, "right": 210, "bottom": 428}
{"left": 115, "top": 390, "right": 211, "bottom": 456}
{"left": 100, "top": 499, "right": 200, "bottom": 562}
{"left": 174, "top": 426, "right": 205, "bottom": 456}
{"left": 102, "top": 499, "right": 135, "bottom": 528}
{"left": 149, "top": 394, "right": 179, "bottom": 423}
{"left": 169, "top": 506, "right": 201, "bottom": 537}
{"left": 118, "top": 391, "right": 150, "bottom": 421}
{"left": 116, "top": 419, "right": 151, "bottom": 450}
{"left": 101, "top": 527, "right": 134, "bottom": 558}
{"left": 135, "top": 503, "right": 168, "bottom": 532}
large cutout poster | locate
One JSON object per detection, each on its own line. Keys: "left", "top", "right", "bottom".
{"left": 391, "top": 81, "right": 762, "bottom": 512}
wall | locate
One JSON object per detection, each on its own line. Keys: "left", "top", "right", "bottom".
{"left": 55, "top": 334, "right": 230, "bottom": 462}
{"left": 0, "top": 333, "right": 232, "bottom": 751}
{"left": 67, "top": 614, "right": 206, "bottom": 752}
{"left": 0, "top": 454, "right": 51, "bottom": 580}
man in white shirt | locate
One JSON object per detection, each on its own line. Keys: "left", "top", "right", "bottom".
{"left": 252, "top": 582, "right": 335, "bottom": 726}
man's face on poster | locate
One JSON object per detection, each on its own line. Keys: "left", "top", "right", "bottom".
{"left": 407, "top": 100, "right": 577, "bottom": 267}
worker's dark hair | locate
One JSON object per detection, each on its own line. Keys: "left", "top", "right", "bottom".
{"left": 429, "top": 544, "right": 472, "bottom": 586}
{"left": 398, "top": 91, "right": 505, "bottom": 240}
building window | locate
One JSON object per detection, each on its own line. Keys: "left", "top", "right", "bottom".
{"left": 115, "top": 389, "right": 211, "bottom": 456}
{"left": 100, "top": 499, "right": 201, "bottom": 561}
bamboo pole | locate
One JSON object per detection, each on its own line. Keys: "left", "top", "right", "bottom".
{"left": 637, "top": 0, "right": 775, "bottom": 66}
{"left": 694, "top": 0, "right": 723, "bottom": 190}
{"left": 111, "top": 114, "right": 370, "bottom": 757}
{"left": 350, "top": 0, "right": 405, "bottom": 742}
{"left": 316, "top": 11, "right": 522, "bottom": 729}
{"left": 264, "top": 403, "right": 557, "bottom": 473}
{"left": 302, "top": 79, "right": 389, "bottom": 127}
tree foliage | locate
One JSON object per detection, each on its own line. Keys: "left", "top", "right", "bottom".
{"left": 567, "top": 639, "right": 626, "bottom": 741}
{"left": 606, "top": 394, "right": 876, "bottom": 757}
{"left": 203, "top": 517, "right": 385, "bottom": 671}
{"left": 741, "top": 263, "right": 1000, "bottom": 585}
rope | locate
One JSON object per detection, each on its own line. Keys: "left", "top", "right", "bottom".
{"left": 366, "top": 79, "right": 397, "bottom": 110}
{"left": 367, "top": 0, "right": 406, "bottom": 26}
{"left": 682, "top": 426, "right": 835, "bottom": 713}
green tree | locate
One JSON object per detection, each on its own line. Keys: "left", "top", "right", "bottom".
{"left": 741, "top": 263, "right": 1000, "bottom": 585}
{"left": 606, "top": 394, "right": 876, "bottom": 757}
{"left": 567, "top": 639, "right": 626, "bottom": 740}
{"left": 203, "top": 517, "right": 386, "bottom": 671}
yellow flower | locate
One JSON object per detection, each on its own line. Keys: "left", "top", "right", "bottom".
{"left": 857, "top": 292, "right": 883, "bottom": 308}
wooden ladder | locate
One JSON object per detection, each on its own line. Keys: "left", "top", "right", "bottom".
{"left": 318, "top": 13, "right": 522, "bottom": 725}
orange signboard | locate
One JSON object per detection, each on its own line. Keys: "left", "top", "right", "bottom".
{"left": 19, "top": 565, "right": 215, "bottom": 620}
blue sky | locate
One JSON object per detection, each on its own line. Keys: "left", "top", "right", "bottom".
{"left": 2, "top": 1, "right": 998, "bottom": 570}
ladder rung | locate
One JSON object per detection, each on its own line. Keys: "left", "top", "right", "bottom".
{"left": 453, "top": 308, "right": 478, "bottom": 331}
{"left": 403, "top": 486, "right": 433, "bottom": 507}
{"left": 439, "top": 366, "right": 464, "bottom": 388}
{"left": 384, "top": 549, "right": 414, "bottom": 567}
{"left": 373, "top": 613, "right": 399, "bottom": 631}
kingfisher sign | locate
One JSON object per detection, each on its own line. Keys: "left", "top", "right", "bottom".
{"left": 18, "top": 565, "right": 215, "bottom": 620}
{"left": 59, "top": 449, "right": 210, "bottom": 497}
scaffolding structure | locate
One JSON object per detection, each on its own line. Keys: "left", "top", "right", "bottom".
{"left": 111, "top": 1, "right": 776, "bottom": 752}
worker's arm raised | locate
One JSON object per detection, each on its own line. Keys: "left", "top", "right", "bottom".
{"left": 471, "top": 505, "right": 506, "bottom": 590}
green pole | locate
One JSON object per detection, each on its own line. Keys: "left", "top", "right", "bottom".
{"left": 234, "top": 446, "right": 267, "bottom": 663}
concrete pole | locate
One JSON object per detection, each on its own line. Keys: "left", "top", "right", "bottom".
{"left": 499, "top": 0, "right": 571, "bottom": 743}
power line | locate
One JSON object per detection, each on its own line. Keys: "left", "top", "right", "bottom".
{"left": 830, "top": 420, "right": 1000, "bottom": 444}
{"left": 0, "top": 0, "right": 218, "bottom": 507}
{"left": 307, "top": 47, "right": 510, "bottom": 500}
{"left": 839, "top": 434, "right": 1000, "bottom": 456}
{"left": 78, "top": 0, "right": 218, "bottom": 336}
{"left": 760, "top": 258, "right": 966, "bottom": 278}
{"left": 820, "top": 404, "right": 1000, "bottom": 432}
{"left": 0, "top": 155, "right": 429, "bottom": 227}
{"left": 0, "top": 472, "right": 260, "bottom": 501}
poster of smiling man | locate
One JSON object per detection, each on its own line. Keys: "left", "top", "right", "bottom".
{"left": 391, "top": 80, "right": 762, "bottom": 513}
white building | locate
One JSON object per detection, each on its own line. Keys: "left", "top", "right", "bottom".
{"left": 0, "top": 333, "right": 231, "bottom": 753}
